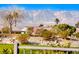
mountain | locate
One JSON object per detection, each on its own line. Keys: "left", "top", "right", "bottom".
{"left": 0, "top": 9, "right": 79, "bottom": 30}
{"left": 54, "top": 11, "right": 79, "bottom": 26}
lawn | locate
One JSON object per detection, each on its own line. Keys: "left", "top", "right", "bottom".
{"left": 0, "top": 44, "right": 14, "bottom": 54}
{"left": 0, "top": 44, "right": 79, "bottom": 54}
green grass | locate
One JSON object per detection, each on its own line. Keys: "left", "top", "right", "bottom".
{"left": 0, "top": 44, "right": 14, "bottom": 54}
{"left": 0, "top": 44, "right": 79, "bottom": 54}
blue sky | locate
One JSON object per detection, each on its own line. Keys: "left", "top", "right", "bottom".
{"left": 0, "top": 4, "right": 79, "bottom": 10}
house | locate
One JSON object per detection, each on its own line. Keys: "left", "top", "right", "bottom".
{"left": 31, "top": 24, "right": 52, "bottom": 36}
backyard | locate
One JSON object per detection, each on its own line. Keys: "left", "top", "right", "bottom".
{"left": 0, "top": 44, "right": 79, "bottom": 54}
{"left": 0, "top": 5, "right": 79, "bottom": 54}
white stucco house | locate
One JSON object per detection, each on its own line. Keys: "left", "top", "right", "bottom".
{"left": 21, "top": 27, "right": 28, "bottom": 34}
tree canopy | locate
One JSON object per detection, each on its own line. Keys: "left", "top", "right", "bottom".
{"left": 40, "top": 29, "right": 52, "bottom": 40}
{"left": 55, "top": 18, "right": 60, "bottom": 24}
{"left": 52, "top": 24, "right": 76, "bottom": 38}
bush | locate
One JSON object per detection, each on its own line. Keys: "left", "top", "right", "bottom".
{"left": 1, "top": 26, "right": 10, "bottom": 33}
{"left": 16, "top": 34, "right": 30, "bottom": 44}
{"left": 58, "top": 30, "right": 70, "bottom": 39}
{"left": 74, "top": 32, "right": 79, "bottom": 38}
{"left": 40, "top": 29, "right": 52, "bottom": 40}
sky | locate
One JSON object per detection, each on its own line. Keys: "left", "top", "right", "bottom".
{"left": 0, "top": 4, "right": 79, "bottom": 10}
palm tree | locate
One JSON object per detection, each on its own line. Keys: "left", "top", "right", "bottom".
{"left": 55, "top": 18, "right": 59, "bottom": 24}
{"left": 5, "top": 13, "right": 13, "bottom": 34}
{"left": 12, "top": 11, "right": 19, "bottom": 27}
{"left": 4, "top": 10, "right": 25, "bottom": 34}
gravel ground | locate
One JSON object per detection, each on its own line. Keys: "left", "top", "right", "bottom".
{"left": 28, "top": 37, "right": 79, "bottom": 47}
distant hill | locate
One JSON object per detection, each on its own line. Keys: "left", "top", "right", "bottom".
{"left": 0, "top": 9, "right": 79, "bottom": 29}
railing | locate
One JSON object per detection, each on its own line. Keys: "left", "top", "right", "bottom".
{"left": 14, "top": 41, "right": 79, "bottom": 54}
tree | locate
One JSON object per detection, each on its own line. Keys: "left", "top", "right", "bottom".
{"left": 52, "top": 25, "right": 61, "bottom": 35}
{"left": 57, "top": 24, "right": 69, "bottom": 31}
{"left": 50, "top": 29, "right": 58, "bottom": 38}
{"left": 16, "top": 34, "right": 30, "bottom": 44}
{"left": 74, "top": 32, "right": 79, "bottom": 38}
{"left": 67, "top": 26, "right": 76, "bottom": 35}
{"left": 52, "top": 24, "right": 76, "bottom": 36}
{"left": 40, "top": 29, "right": 52, "bottom": 40}
{"left": 55, "top": 18, "right": 60, "bottom": 24}
{"left": 3, "top": 7, "right": 25, "bottom": 34}
{"left": 58, "top": 30, "right": 70, "bottom": 39}
{"left": 1, "top": 26, "right": 10, "bottom": 33}
{"left": 4, "top": 11, "right": 20, "bottom": 34}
